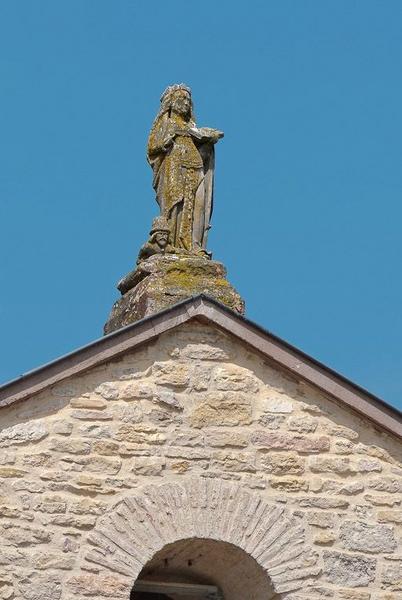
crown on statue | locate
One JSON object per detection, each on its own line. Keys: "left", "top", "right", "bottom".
{"left": 160, "top": 83, "right": 191, "bottom": 103}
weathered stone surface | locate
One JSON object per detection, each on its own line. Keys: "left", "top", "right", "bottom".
{"left": 31, "top": 551, "right": 75, "bottom": 570}
{"left": 49, "top": 438, "right": 91, "bottom": 454}
{"left": 61, "top": 455, "right": 122, "bottom": 475}
{"left": 70, "top": 396, "right": 107, "bottom": 409}
{"left": 70, "top": 409, "right": 113, "bottom": 420}
{"left": 305, "top": 512, "right": 335, "bottom": 528}
{"left": 270, "top": 477, "right": 308, "bottom": 492}
{"left": 338, "top": 591, "right": 371, "bottom": 600}
{"left": 378, "top": 510, "right": 402, "bottom": 524}
{"left": 0, "top": 525, "right": 52, "bottom": 545}
{"left": 67, "top": 574, "right": 128, "bottom": 597}
{"left": 0, "top": 467, "right": 27, "bottom": 478}
{"left": 95, "top": 382, "right": 120, "bottom": 400}
{"left": 340, "top": 521, "right": 397, "bottom": 553}
{"left": 213, "top": 365, "right": 259, "bottom": 392}
{"left": 211, "top": 451, "right": 255, "bottom": 472}
{"left": 368, "top": 477, "right": 402, "bottom": 493}
{"left": 310, "top": 456, "right": 352, "bottom": 474}
{"left": 0, "top": 451, "right": 15, "bottom": 465}
{"left": 131, "top": 457, "right": 165, "bottom": 476}
{"left": 323, "top": 551, "right": 376, "bottom": 587}
{"left": 18, "top": 574, "right": 62, "bottom": 600}
{"left": 205, "top": 429, "right": 247, "bottom": 448}
{"left": 288, "top": 416, "right": 318, "bottom": 433}
{"left": 258, "top": 413, "right": 285, "bottom": 429}
{"left": 34, "top": 497, "right": 67, "bottom": 513}
{"left": 0, "top": 422, "right": 48, "bottom": 446}
{"left": 115, "top": 424, "right": 166, "bottom": 445}
{"left": 190, "top": 391, "right": 252, "bottom": 427}
{"left": 299, "top": 497, "right": 349, "bottom": 509}
{"left": 314, "top": 531, "right": 336, "bottom": 545}
{"left": 152, "top": 362, "right": 191, "bottom": 387}
{"left": 322, "top": 424, "right": 359, "bottom": 440}
{"left": 52, "top": 420, "right": 73, "bottom": 435}
{"left": 381, "top": 560, "right": 402, "bottom": 589}
{"left": 178, "top": 343, "right": 231, "bottom": 361}
{"left": 172, "top": 430, "right": 204, "bottom": 446}
{"left": 261, "top": 396, "right": 293, "bottom": 413}
{"left": 260, "top": 452, "right": 305, "bottom": 475}
{"left": 364, "top": 494, "right": 401, "bottom": 506}
{"left": 252, "top": 431, "right": 329, "bottom": 453}
{"left": 0, "top": 547, "right": 26, "bottom": 566}
{"left": 104, "top": 255, "right": 244, "bottom": 334}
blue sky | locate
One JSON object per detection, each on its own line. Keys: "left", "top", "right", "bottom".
{"left": 1, "top": 1, "right": 401, "bottom": 411}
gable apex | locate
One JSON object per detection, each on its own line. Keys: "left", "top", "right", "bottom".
{"left": 0, "top": 295, "right": 401, "bottom": 439}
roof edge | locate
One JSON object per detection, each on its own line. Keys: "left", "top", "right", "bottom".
{"left": 0, "top": 295, "right": 401, "bottom": 439}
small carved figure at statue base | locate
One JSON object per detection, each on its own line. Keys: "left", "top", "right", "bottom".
{"left": 136, "top": 216, "right": 174, "bottom": 264}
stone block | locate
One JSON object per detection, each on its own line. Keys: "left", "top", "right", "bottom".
{"left": 261, "top": 396, "right": 293, "bottom": 413}
{"left": 0, "top": 422, "right": 48, "bottom": 446}
{"left": 115, "top": 424, "right": 166, "bottom": 445}
{"left": 70, "top": 396, "right": 108, "bottom": 409}
{"left": 340, "top": 521, "right": 397, "bottom": 553}
{"left": 205, "top": 429, "right": 247, "bottom": 448}
{"left": 252, "top": 431, "right": 329, "bottom": 453}
{"left": 131, "top": 457, "right": 165, "bottom": 476}
{"left": 212, "top": 365, "right": 259, "bottom": 392}
{"left": 378, "top": 510, "right": 402, "bottom": 524}
{"left": 49, "top": 439, "right": 91, "bottom": 455}
{"left": 323, "top": 550, "right": 376, "bottom": 587}
{"left": 152, "top": 362, "right": 191, "bottom": 387}
{"left": 288, "top": 416, "right": 318, "bottom": 433}
{"left": 368, "top": 478, "right": 402, "bottom": 494}
{"left": 270, "top": 477, "right": 308, "bottom": 492}
{"left": 179, "top": 343, "right": 231, "bottom": 361}
{"left": 381, "top": 560, "right": 402, "bottom": 589}
{"left": 211, "top": 451, "right": 256, "bottom": 472}
{"left": 260, "top": 452, "right": 305, "bottom": 475}
{"left": 258, "top": 414, "right": 286, "bottom": 429}
{"left": 190, "top": 391, "right": 252, "bottom": 428}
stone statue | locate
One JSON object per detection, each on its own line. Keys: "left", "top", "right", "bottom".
{"left": 103, "top": 86, "right": 244, "bottom": 334}
{"left": 137, "top": 216, "right": 173, "bottom": 263}
{"left": 147, "top": 84, "right": 223, "bottom": 257}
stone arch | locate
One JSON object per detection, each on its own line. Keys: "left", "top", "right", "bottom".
{"left": 84, "top": 478, "right": 319, "bottom": 597}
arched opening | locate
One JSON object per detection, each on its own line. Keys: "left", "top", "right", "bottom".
{"left": 130, "top": 537, "right": 277, "bottom": 600}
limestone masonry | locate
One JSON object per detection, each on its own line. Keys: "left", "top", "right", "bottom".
{"left": 0, "top": 316, "right": 401, "bottom": 599}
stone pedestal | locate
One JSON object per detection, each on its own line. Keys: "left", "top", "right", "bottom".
{"left": 104, "top": 254, "right": 244, "bottom": 334}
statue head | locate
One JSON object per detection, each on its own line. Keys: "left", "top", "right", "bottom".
{"left": 150, "top": 216, "right": 170, "bottom": 249}
{"left": 159, "top": 84, "right": 194, "bottom": 121}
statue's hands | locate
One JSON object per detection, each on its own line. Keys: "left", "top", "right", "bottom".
{"left": 163, "top": 128, "right": 191, "bottom": 149}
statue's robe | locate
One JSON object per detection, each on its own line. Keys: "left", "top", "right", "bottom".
{"left": 147, "top": 111, "right": 214, "bottom": 253}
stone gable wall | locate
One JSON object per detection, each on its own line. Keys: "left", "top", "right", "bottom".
{"left": 0, "top": 322, "right": 401, "bottom": 599}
